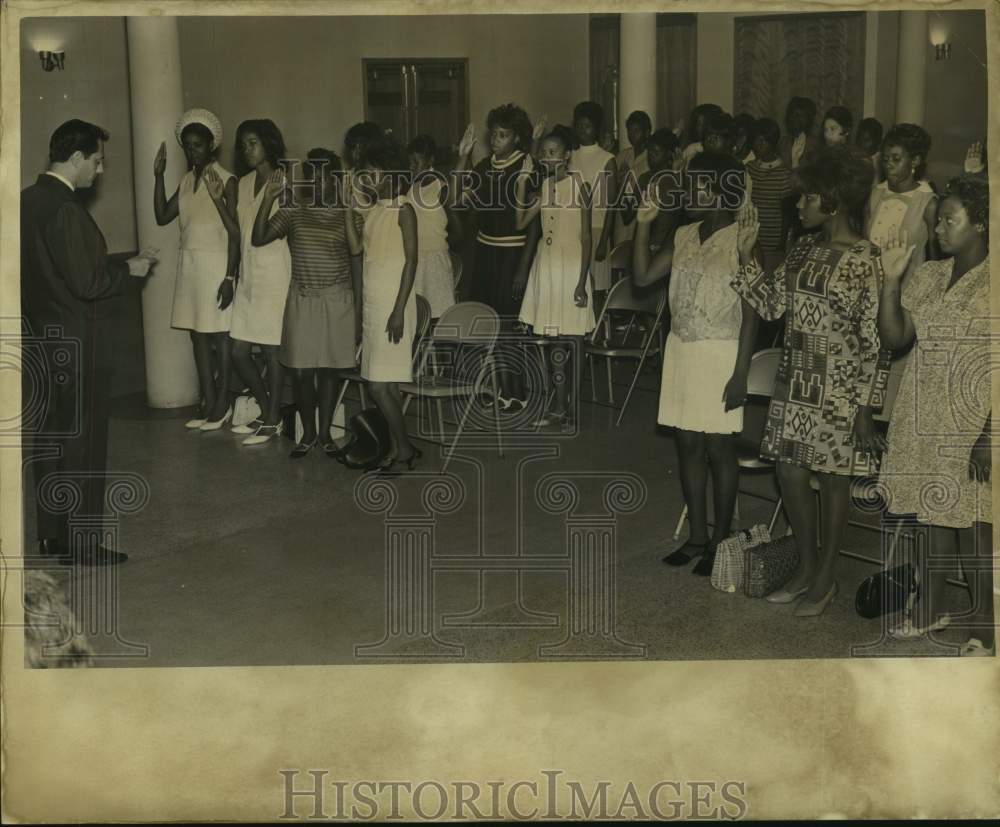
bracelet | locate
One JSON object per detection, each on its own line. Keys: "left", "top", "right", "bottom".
{"left": 224, "top": 275, "right": 236, "bottom": 282}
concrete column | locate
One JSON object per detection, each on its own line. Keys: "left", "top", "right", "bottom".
{"left": 126, "top": 17, "right": 199, "bottom": 408}
{"left": 895, "top": 11, "right": 928, "bottom": 125}
{"left": 618, "top": 13, "right": 658, "bottom": 142}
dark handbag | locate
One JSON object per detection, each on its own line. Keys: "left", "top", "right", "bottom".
{"left": 855, "top": 563, "right": 916, "bottom": 619}
{"left": 341, "top": 407, "right": 392, "bottom": 470}
{"left": 743, "top": 535, "right": 800, "bottom": 598}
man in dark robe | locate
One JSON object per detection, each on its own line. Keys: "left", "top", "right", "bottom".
{"left": 21, "top": 119, "right": 154, "bottom": 566}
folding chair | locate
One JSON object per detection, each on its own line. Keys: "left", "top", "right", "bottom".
{"left": 450, "top": 251, "right": 464, "bottom": 299}
{"left": 673, "top": 348, "right": 784, "bottom": 539}
{"left": 607, "top": 240, "right": 633, "bottom": 285}
{"left": 399, "top": 301, "right": 504, "bottom": 474}
{"left": 584, "top": 277, "right": 667, "bottom": 426}
{"left": 332, "top": 293, "right": 433, "bottom": 419}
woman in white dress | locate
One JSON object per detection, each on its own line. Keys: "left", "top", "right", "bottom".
{"left": 632, "top": 152, "right": 758, "bottom": 576}
{"left": 570, "top": 101, "right": 619, "bottom": 315}
{"left": 153, "top": 108, "right": 240, "bottom": 431}
{"left": 346, "top": 137, "right": 420, "bottom": 474}
{"left": 516, "top": 127, "right": 594, "bottom": 432}
{"left": 230, "top": 119, "right": 292, "bottom": 444}
{"left": 406, "top": 134, "right": 460, "bottom": 318}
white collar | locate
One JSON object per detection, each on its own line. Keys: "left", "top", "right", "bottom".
{"left": 45, "top": 170, "right": 75, "bottom": 191}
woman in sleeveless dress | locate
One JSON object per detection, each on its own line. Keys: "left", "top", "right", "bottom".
{"left": 229, "top": 119, "right": 293, "bottom": 444}
{"left": 153, "top": 108, "right": 239, "bottom": 431}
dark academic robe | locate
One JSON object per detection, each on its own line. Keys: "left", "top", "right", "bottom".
{"left": 21, "top": 173, "right": 129, "bottom": 547}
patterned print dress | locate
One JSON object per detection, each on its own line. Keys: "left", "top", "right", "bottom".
{"left": 731, "top": 234, "right": 889, "bottom": 475}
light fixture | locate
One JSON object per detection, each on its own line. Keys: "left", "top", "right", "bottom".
{"left": 934, "top": 42, "right": 951, "bottom": 61}
{"left": 39, "top": 50, "right": 65, "bottom": 71}
{"left": 929, "top": 22, "right": 950, "bottom": 61}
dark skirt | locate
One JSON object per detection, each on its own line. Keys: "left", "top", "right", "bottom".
{"left": 473, "top": 240, "right": 528, "bottom": 318}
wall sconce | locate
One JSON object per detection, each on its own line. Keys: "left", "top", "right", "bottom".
{"left": 934, "top": 42, "right": 951, "bottom": 61}
{"left": 39, "top": 50, "right": 65, "bottom": 71}
{"left": 929, "top": 23, "right": 950, "bottom": 61}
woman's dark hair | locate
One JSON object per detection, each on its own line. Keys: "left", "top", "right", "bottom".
{"left": 343, "top": 121, "right": 384, "bottom": 168}
{"left": 734, "top": 113, "right": 756, "bottom": 141}
{"left": 687, "top": 150, "right": 746, "bottom": 209}
{"left": 796, "top": 145, "right": 874, "bottom": 229}
{"left": 364, "top": 135, "right": 409, "bottom": 196}
{"left": 407, "top": 134, "right": 437, "bottom": 161}
{"left": 573, "top": 101, "right": 605, "bottom": 135}
{"left": 180, "top": 122, "right": 215, "bottom": 149}
{"left": 754, "top": 117, "right": 781, "bottom": 148}
{"left": 486, "top": 103, "right": 533, "bottom": 152}
{"left": 785, "top": 96, "right": 817, "bottom": 133}
{"left": 544, "top": 124, "right": 578, "bottom": 153}
{"left": 304, "top": 147, "right": 342, "bottom": 174}
{"left": 823, "top": 106, "right": 853, "bottom": 138}
{"left": 687, "top": 103, "right": 723, "bottom": 144}
{"left": 234, "top": 119, "right": 286, "bottom": 176}
{"left": 647, "top": 127, "right": 680, "bottom": 155}
{"left": 856, "top": 117, "right": 883, "bottom": 150}
{"left": 705, "top": 111, "right": 736, "bottom": 144}
{"left": 49, "top": 119, "right": 109, "bottom": 164}
{"left": 945, "top": 175, "right": 990, "bottom": 244}
{"left": 882, "top": 123, "right": 932, "bottom": 179}
{"left": 626, "top": 110, "right": 653, "bottom": 133}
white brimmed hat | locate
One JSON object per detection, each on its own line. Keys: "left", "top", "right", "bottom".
{"left": 175, "top": 108, "right": 223, "bottom": 149}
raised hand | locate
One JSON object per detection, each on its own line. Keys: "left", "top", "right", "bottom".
{"left": 458, "top": 123, "right": 477, "bottom": 158}
{"left": 790, "top": 132, "right": 806, "bottom": 167}
{"left": 263, "top": 169, "right": 286, "bottom": 201}
{"left": 736, "top": 202, "right": 760, "bottom": 259}
{"left": 532, "top": 114, "right": 549, "bottom": 142}
{"left": 880, "top": 227, "right": 915, "bottom": 282}
{"left": 673, "top": 117, "right": 685, "bottom": 137}
{"left": 204, "top": 166, "right": 225, "bottom": 201}
{"left": 964, "top": 141, "right": 985, "bottom": 174}
{"left": 154, "top": 141, "right": 167, "bottom": 176}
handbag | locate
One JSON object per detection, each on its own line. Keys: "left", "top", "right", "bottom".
{"left": 855, "top": 563, "right": 916, "bottom": 619}
{"left": 341, "top": 407, "right": 392, "bottom": 470}
{"left": 711, "top": 524, "right": 771, "bottom": 593}
{"left": 744, "top": 534, "right": 800, "bottom": 598}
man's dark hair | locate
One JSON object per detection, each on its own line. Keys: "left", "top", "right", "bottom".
{"left": 49, "top": 119, "right": 109, "bottom": 164}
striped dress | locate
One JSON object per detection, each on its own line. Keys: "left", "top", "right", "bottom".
{"left": 747, "top": 158, "right": 792, "bottom": 254}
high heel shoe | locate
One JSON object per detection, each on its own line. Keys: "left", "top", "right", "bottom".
{"left": 199, "top": 407, "right": 233, "bottom": 431}
{"left": 375, "top": 448, "right": 423, "bottom": 477}
{"left": 289, "top": 437, "right": 317, "bottom": 459}
{"left": 889, "top": 614, "right": 952, "bottom": 639}
{"left": 324, "top": 436, "right": 356, "bottom": 460}
{"left": 232, "top": 417, "right": 264, "bottom": 435}
{"left": 185, "top": 416, "right": 208, "bottom": 429}
{"left": 662, "top": 541, "right": 707, "bottom": 566}
{"left": 765, "top": 584, "right": 810, "bottom": 604}
{"left": 242, "top": 422, "right": 283, "bottom": 446}
{"left": 793, "top": 581, "right": 839, "bottom": 617}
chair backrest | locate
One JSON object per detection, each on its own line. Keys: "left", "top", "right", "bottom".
{"left": 746, "top": 348, "right": 782, "bottom": 397}
{"left": 449, "top": 252, "right": 464, "bottom": 291}
{"left": 591, "top": 276, "right": 666, "bottom": 339}
{"left": 430, "top": 301, "right": 500, "bottom": 348}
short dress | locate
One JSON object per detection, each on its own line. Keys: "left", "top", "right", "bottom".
{"left": 518, "top": 174, "right": 594, "bottom": 338}
{"left": 866, "top": 180, "right": 937, "bottom": 281}
{"left": 171, "top": 164, "right": 236, "bottom": 333}
{"left": 361, "top": 197, "right": 418, "bottom": 383}
{"left": 879, "top": 258, "right": 992, "bottom": 528}
{"left": 569, "top": 143, "right": 615, "bottom": 291}
{"left": 731, "top": 234, "right": 889, "bottom": 476}
{"left": 659, "top": 221, "right": 743, "bottom": 434}
{"left": 409, "top": 176, "right": 455, "bottom": 318}
{"left": 266, "top": 204, "right": 358, "bottom": 370}
{"left": 230, "top": 172, "right": 292, "bottom": 345}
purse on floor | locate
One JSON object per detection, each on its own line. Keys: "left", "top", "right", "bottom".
{"left": 855, "top": 563, "right": 916, "bottom": 619}
{"left": 744, "top": 535, "right": 800, "bottom": 598}
{"left": 341, "top": 407, "right": 392, "bottom": 470}
{"left": 711, "top": 524, "right": 772, "bottom": 593}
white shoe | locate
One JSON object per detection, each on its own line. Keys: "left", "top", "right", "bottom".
{"left": 243, "top": 422, "right": 283, "bottom": 446}
{"left": 199, "top": 407, "right": 233, "bottom": 431}
{"left": 231, "top": 417, "right": 263, "bottom": 435}
{"left": 185, "top": 417, "right": 207, "bottom": 429}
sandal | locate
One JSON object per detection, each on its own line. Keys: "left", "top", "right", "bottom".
{"left": 243, "top": 422, "right": 283, "bottom": 446}
{"left": 889, "top": 614, "right": 952, "bottom": 639}
{"left": 289, "top": 438, "right": 317, "bottom": 459}
{"left": 959, "top": 638, "right": 996, "bottom": 657}
{"left": 662, "top": 541, "right": 708, "bottom": 566}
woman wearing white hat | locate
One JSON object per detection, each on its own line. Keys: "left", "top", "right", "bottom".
{"left": 153, "top": 108, "right": 240, "bottom": 430}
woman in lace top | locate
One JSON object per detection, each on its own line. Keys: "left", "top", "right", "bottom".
{"left": 633, "top": 152, "right": 758, "bottom": 576}
{"left": 732, "top": 146, "right": 888, "bottom": 616}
